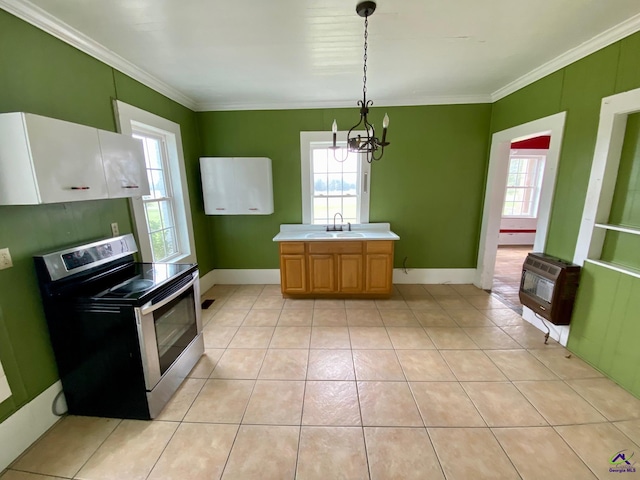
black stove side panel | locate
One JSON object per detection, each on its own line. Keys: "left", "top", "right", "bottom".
{"left": 44, "top": 300, "right": 151, "bottom": 420}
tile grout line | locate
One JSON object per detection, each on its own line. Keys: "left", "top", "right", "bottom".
{"left": 216, "top": 297, "right": 275, "bottom": 478}
{"left": 351, "top": 306, "right": 373, "bottom": 480}
{"left": 549, "top": 424, "right": 603, "bottom": 479}
{"left": 292, "top": 304, "right": 310, "bottom": 480}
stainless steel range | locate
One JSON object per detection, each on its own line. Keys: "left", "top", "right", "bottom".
{"left": 34, "top": 234, "right": 204, "bottom": 419}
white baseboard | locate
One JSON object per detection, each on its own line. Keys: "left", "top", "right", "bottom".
{"left": 199, "top": 269, "right": 217, "bottom": 293}
{"left": 200, "top": 268, "right": 477, "bottom": 286}
{"left": 522, "top": 306, "right": 570, "bottom": 346}
{"left": 0, "top": 381, "right": 67, "bottom": 471}
{"left": 211, "top": 269, "right": 281, "bottom": 285}
{"left": 498, "top": 233, "right": 536, "bottom": 245}
{"left": 393, "top": 268, "right": 477, "bottom": 284}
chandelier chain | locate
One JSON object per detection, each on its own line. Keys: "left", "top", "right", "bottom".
{"left": 363, "top": 16, "right": 368, "bottom": 99}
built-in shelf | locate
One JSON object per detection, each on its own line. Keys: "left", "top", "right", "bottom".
{"left": 585, "top": 259, "right": 640, "bottom": 280}
{"left": 594, "top": 223, "right": 640, "bottom": 236}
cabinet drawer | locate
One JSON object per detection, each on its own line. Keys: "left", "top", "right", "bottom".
{"left": 280, "top": 242, "right": 305, "bottom": 254}
{"left": 366, "top": 241, "right": 394, "bottom": 254}
{"left": 308, "top": 241, "right": 362, "bottom": 254}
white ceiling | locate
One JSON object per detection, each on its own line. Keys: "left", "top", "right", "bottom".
{"left": 4, "top": 0, "right": 640, "bottom": 111}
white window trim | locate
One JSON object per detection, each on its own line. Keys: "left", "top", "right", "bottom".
{"left": 300, "top": 131, "right": 371, "bottom": 225}
{"left": 0, "top": 360, "right": 10, "bottom": 403}
{"left": 113, "top": 100, "right": 196, "bottom": 264}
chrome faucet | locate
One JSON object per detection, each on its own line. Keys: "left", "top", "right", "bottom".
{"left": 327, "top": 212, "right": 344, "bottom": 231}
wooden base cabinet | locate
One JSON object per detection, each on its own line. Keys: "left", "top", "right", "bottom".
{"left": 279, "top": 243, "right": 307, "bottom": 294}
{"left": 279, "top": 240, "right": 394, "bottom": 297}
{"left": 365, "top": 242, "right": 394, "bottom": 294}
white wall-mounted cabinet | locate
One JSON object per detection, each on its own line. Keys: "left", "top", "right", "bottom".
{"left": 0, "top": 112, "right": 148, "bottom": 205}
{"left": 200, "top": 157, "right": 274, "bottom": 215}
{"left": 98, "top": 130, "right": 149, "bottom": 199}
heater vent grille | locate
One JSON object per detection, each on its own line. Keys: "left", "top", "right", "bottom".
{"left": 519, "top": 252, "right": 581, "bottom": 325}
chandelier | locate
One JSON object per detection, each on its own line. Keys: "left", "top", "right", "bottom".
{"left": 331, "top": 1, "right": 389, "bottom": 163}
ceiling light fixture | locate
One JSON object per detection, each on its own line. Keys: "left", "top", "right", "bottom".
{"left": 331, "top": 1, "right": 389, "bottom": 163}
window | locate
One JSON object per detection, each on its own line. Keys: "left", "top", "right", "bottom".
{"left": 503, "top": 154, "right": 546, "bottom": 217}
{"left": 114, "top": 100, "right": 196, "bottom": 264}
{"left": 300, "top": 131, "right": 371, "bottom": 225}
{"left": 133, "top": 131, "right": 179, "bottom": 261}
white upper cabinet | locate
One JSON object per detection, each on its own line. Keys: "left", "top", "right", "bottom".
{"left": 0, "top": 113, "right": 107, "bottom": 204}
{"left": 0, "top": 112, "right": 148, "bottom": 205}
{"left": 200, "top": 157, "right": 237, "bottom": 214}
{"left": 98, "top": 130, "right": 150, "bottom": 198}
{"left": 200, "top": 157, "right": 274, "bottom": 215}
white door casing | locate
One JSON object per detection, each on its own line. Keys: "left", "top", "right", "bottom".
{"left": 476, "top": 111, "right": 567, "bottom": 289}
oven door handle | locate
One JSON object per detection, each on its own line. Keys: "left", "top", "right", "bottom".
{"left": 140, "top": 272, "right": 198, "bottom": 316}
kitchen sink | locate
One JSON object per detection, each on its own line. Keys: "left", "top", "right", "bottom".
{"left": 305, "top": 233, "right": 333, "bottom": 238}
{"left": 336, "top": 232, "right": 365, "bottom": 238}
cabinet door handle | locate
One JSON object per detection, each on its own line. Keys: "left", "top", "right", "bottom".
{"left": 70, "top": 186, "right": 90, "bottom": 190}
{"left": 249, "top": 208, "right": 259, "bottom": 211}
{"left": 122, "top": 185, "right": 139, "bottom": 189}
{"left": 216, "top": 208, "right": 226, "bottom": 210}
{"left": 364, "top": 173, "right": 368, "bottom": 193}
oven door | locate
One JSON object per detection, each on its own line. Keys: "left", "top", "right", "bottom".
{"left": 134, "top": 270, "right": 201, "bottom": 390}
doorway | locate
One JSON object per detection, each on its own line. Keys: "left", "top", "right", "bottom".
{"left": 491, "top": 139, "right": 550, "bottom": 311}
{"left": 476, "top": 112, "right": 567, "bottom": 295}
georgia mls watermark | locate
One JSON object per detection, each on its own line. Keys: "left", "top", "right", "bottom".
{"left": 609, "top": 450, "right": 637, "bottom": 474}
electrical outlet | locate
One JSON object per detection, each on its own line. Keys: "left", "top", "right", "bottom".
{"left": 0, "top": 248, "right": 13, "bottom": 270}
{"left": 111, "top": 222, "right": 119, "bottom": 237}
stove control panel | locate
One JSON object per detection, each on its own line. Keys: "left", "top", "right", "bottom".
{"left": 35, "top": 234, "right": 138, "bottom": 281}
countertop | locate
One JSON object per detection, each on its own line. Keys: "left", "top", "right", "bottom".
{"left": 272, "top": 223, "right": 400, "bottom": 242}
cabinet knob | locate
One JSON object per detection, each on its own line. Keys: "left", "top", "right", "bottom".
{"left": 70, "top": 186, "right": 90, "bottom": 190}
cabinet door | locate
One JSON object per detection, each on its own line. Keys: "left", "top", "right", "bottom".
{"left": 26, "top": 114, "right": 108, "bottom": 203}
{"left": 280, "top": 254, "right": 307, "bottom": 294}
{"left": 200, "top": 157, "right": 237, "bottom": 214}
{"left": 338, "top": 254, "right": 363, "bottom": 293}
{"left": 235, "top": 157, "right": 274, "bottom": 214}
{"left": 309, "top": 254, "right": 336, "bottom": 293}
{"left": 99, "top": 130, "right": 150, "bottom": 198}
{"left": 365, "top": 254, "right": 393, "bottom": 294}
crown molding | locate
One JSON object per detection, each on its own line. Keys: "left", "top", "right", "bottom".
{"left": 492, "top": 12, "right": 640, "bottom": 102}
{"left": 195, "top": 94, "right": 492, "bottom": 112}
{"left": 3, "top": 0, "right": 640, "bottom": 112}
{"left": 0, "top": 0, "right": 198, "bottom": 111}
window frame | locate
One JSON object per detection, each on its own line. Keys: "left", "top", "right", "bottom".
{"left": 503, "top": 150, "right": 547, "bottom": 218}
{"left": 114, "top": 100, "right": 196, "bottom": 264}
{"left": 133, "top": 129, "right": 181, "bottom": 262}
{"left": 300, "top": 131, "right": 371, "bottom": 225}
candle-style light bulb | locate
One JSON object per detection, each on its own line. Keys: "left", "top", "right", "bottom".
{"left": 332, "top": 119, "right": 338, "bottom": 148}
{"left": 381, "top": 113, "right": 389, "bottom": 145}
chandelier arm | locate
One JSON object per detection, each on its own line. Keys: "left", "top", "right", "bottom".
{"left": 347, "top": 115, "right": 365, "bottom": 152}
{"left": 363, "top": 115, "right": 376, "bottom": 148}
{"left": 332, "top": 146, "right": 350, "bottom": 163}
{"left": 370, "top": 145, "right": 385, "bottom": 162}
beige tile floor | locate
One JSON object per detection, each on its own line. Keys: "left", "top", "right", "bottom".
{"left": 492, "top": 245, "right": 532, "bottom": 313}
{"left": 4, "top": 283, "right": 640, "bottom": 480}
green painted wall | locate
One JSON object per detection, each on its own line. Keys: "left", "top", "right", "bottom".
{"left": 492, "top": 31, "right": 640, "bottom": 395}
{"left": 1, "top": 1, "right": 640, "bottom": 422}
{"left": 568, "top": 111, "right": 640, "bottom": 397}
{"left": 198, "top": 104, "right": 493, "bottom": 269}
{"left": 0, "top": 10, "right": 210, "bottom": 422}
